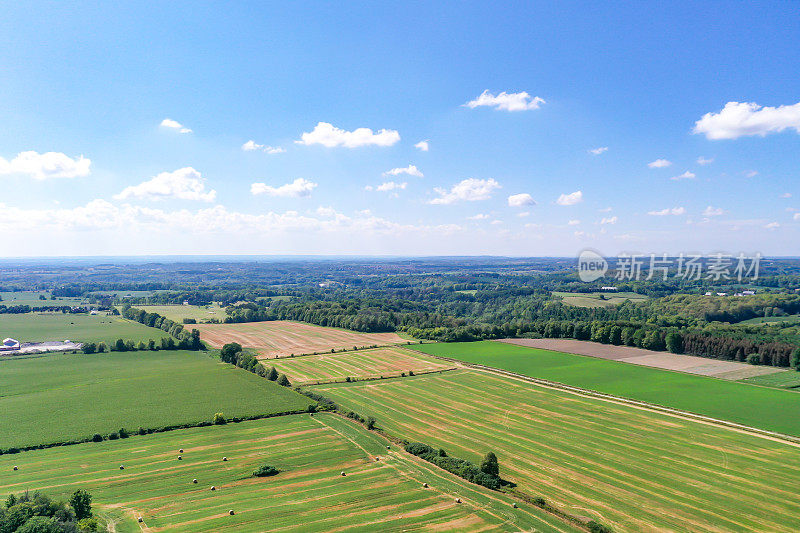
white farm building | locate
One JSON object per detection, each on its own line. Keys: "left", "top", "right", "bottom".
{"left": 1, "top": 338, "right": 20, "bottom": 351}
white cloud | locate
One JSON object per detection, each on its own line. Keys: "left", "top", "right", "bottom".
{"left": 315, "top": 206, "right": 336, "bottom": 217}
{"left": 430, "top": 178, "right": 501, "bottom": 205}
{"left": 556, "top": 190, "right": 583, "bottom": 206}
{"left": 251, "top": 178, "right": 317, "bottom": 198}
{"left": 568, "top": 219, "right": 581, "bottom": 225}
{"left": 764, "top": 221, "right": 780, "bottom": 230}
{"left": 794, "top": 213, "right": 800, "bottom": 221}
{"left": 490, "top": 220, "right": 504, "bottom": 225}
{"left": 600, "top": 216, "right": 617, "bottom": 225}
{"left": 464, "top": 90, "right": 545, "bottom": 112}
{"left": 0, "top": 151, "right": 91, "bottom": 180}
{"left": 383, "top": 165, "right": 423, "bottom": 178}
{"left": 703, "top": 206, "right": 725, "bottom": 217}
{"left": 589, "top": 147, "right": 608, "bottom": 155}
{"left": 598, "top": 207, "right": 612, "bottom": 213}
{"left": 648, "top": 159, "right": 672, "bottom": 168}
{"left": 366, "top": 181, "right": 407, "bottom": 192}
{"left": 160, "top": 118, "right": 192, "bottom": 134}
{"left": 296, "top": 122, "right": 400, "bottom": 148}
{"left": 781, "top": 192, "right": 792, "bottom": 199}
{"left": 671, "top": 171, "right": 696, "bottom": 181}
{"left": 648, "top": 207, "right": 686, "bottom": 216}
{"left": 114, "top": 167, "right": 216, "bottom": 202}
{"left": 242, "top": 140, "right": 286, "bottom": 154}
{"left": 697, "top": 156, "right": 714, "bottom": 165}
{"left": 507, "top": 193, "right": 536, "bottom": 207}
{"left": 415, "top": 140, "right": 429, "bottom": 151}
{"left": 744, "top": 170, "right": 758, "bottom": 178}
{"left": 693, "top": 101, "right": 800, "bottom": 140}
{"left": 517, "top": 211, "right": 530, "bottom": 218}
{"left": 468, "top": 213, "right": 490, "bottom": 220}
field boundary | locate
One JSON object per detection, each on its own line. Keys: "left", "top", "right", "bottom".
{"left": 410, "top": 349, "right": 800, "bottom": 447}
{"left": 297, "top": 367, "right": 458, "bottom": 386}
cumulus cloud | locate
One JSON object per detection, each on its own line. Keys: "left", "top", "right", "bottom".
{"left": 589, "top": 147, "right": 608, "bottom": 155}
{"left": 160, "top": 118, "right": 192, "bottom": 134}
{"left": 429, "top": 178, "right": 501, "bottom": 205}
{"left": 697, "top": 156, "right": 714, "bottom": 165}
{"left": 296, "top": 122, "right": 400, "bottom": 148}
{"left": 0, "top": 151, "right": 91, "bottom": 180}
{"left": 507, "top": 193, "right": 536, "bottom": 207}
{"left": 781, "top": 192, "right": 792, "bottom": 199}
{"left": 648, "top": 207, "right": 686, "bottom": 216}
{"left": 415, "top": 140, "right": 429, "bottom": 151}
{"left": 242, "top": 140, "right": 285, "bottom": 154}
{"left": 365, "top": 181, "right": 407, "bottom": 192}
{"left": 600, "top": 216, "right": 618, "bottom": 225}
{"left": 568, "top": 219, "right": 581, "bottom": 225}
{"left": 703, "top": 206, "right": 725, "bottom": 216}
{"left": 464, "top": 90, "right": 545, "bottom": 112}
{"left": 114, "top": 167, "right": 216, "bottom": 202}
{"left": 693, "top": 101, "right": 800, "bottom": 140}
{"left": 556, "top": 190, "right": 583, "bottom": 206}
{"left": 383, "top": 165, "right": 423, "bottom": 178}
{"left": 251, "top": 178, "right": 317, "bottom": 198}
{"left": 671, "top": 171, "right": 696, "bottom": 181}
{"left": 764, "top": 221, "right": 780, "bottom": 230}
{"left": 744, "top": 170, "right": 758, "bottom": 178}
{"left": 468, "top": 213, "right": 490, "bottom": 220}
{"left": 794, "top": 213, "right": 800, "bottom": 221}
{"left": 648, "top": 159, "right": 672, "bottom": 168}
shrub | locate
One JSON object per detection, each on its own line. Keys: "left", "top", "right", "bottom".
{"left": 481, "top": 451, "right": 499, "bottom": 476}
{"left": 91, "top": 433, "right": 103, "bottom": 442}
{"left": 587, "top": 520, "right": 613, "bottom": 533}
{"left": 108, "top": 432, "right": 119, "bottom": 440}
{"left": 366, "top": 416, "right": 376, "bottom": 430}
{"left": 276, "top": 374, "right": 291, "bottom": 387}
{"left": 82, "top": 342, "right": 97, "bottom": 354}
{"left": 408, "top": 370, "right": 415, "bottom": 376}
{"left": 70, "top": 489, "right": 93, "bottom": 520}
{"left": 267, "top": 366, "right": 278, "bottom": 380}
{"left": 213, "top": 412, "right": 227, "bottom": 425}
{"left": 252, "top": 464, "right": 279, "bottom": 477}
{"left": 118, "top": 427, "right": 128, "bottom": 439}
{"left": 533, "top": 496, "right": 546, "bottom": 506}
{"left": 78, "top": 517, "right": 99, "bottom": 532}
{"left": 96, "top": 342, "right": 106, "bottom": 353}
{"left": 746, "top": 353, "right": 761, "bottom": 365}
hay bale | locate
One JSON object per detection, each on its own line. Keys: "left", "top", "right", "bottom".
{"left": 222, "top": 456, "right": 228, "bottom": 462}
{"left": 386, "top": 445, "right": 390, "bottom": 450}
{"left": 211, "top": 486, "right": 216, "bottom": 491}
{"left": 229, "top": 509, "right": 235, "bottom": 515}
{"left": 137, "top": 517, "right": 143, "bottom": 523}
{"left": 179, "top": 448, "right": 184, "bottom": 453}
{"left": 511, "top": 503, "right": 518, "bottom": 508}
{"left": 455, "top": 498, "right": 462, "bottom": 503}
{"left": 119, "top": 465, "right": 125, "bottom": 470}
{"left": 375, "top": 457, "right": 380, "bottom": 461}
{"left": 422, "top": 482, "right": 428, "bottom": 488}
{"left": 192, "top": 479, "right": 198, "bottom": 484}
{"left": 13, "top": 466, "right": 18, "bottom": 471}
{"left": 340, "top": 471, "right": 346, "bottom": 476}
{"left": 177, "top": 455, "right": 182, "bottom": 460}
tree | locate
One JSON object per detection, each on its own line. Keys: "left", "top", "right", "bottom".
{"left": 276, "top": 373, "right": 291, "bottom": 387}
{"left": 16, "top": 516, "right": 61, "bottom": 533}
{"left": 97, "top": 342, "right": 106, "bottom": 353}
{"left": 266, "top": 366, "right": 278, "bottom": 380}
{"left": 82, "top": 342, "right": 97, "bottom": 354}
{"left": 220, "top": 342, "right": 242, "bottom": 364}
{"left": 665, "top": 330, "right": 683, "bottom": 354}
{"left": 69, "top": 489, "right": 93, "bottom": 520}
{"left": 792, "top": 347, "right": 800, "bottom": 371}
{"left": 480, "top": 451, "right": 499, "bottom": 477}
{"left": 114, "top": 338, "right": 126, "bottom": 352}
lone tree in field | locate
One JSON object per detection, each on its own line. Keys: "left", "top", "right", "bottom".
{"left": 480, "top": 452, "right": 499, "bottom": 477}
{"left": 276, "top": 373, "right": 291, "bottom": 387}
{"left": 220, "top": 342, "right": 242, "bottom": 364}
{"left": 69, "top": 489, "right": 93, "bottom": 520}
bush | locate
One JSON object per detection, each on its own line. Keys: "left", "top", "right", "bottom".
{"left": 118, "top": 427, "right": 128, "bottom": 438}
{"left": 276, "top": 374, "right": 291, "bottom": 387}
{"left": 108, "top": 432, "right": 119, "bottom": 440}
{"left": 70, "top": 489, "right": 93, "bottom": 520}
{"left": 213, "top": 412, "right": 227, "bottom": 425}
{"left": 587, "top": 520, "right": 613, "bottom": 533}
{"left": 78, "top": 517, "right": 99, "bottom": 532}
{"left": 366, "top": 416, "right": 376, "bottom": 430}
{"left": 252, "top": 464, "right": 279, "bottom": 477}
{"left": 91, "top": 433, "right": 103, "bottom": 442}
{"left": 746, "top": 353, "right": 761, "bottom": 365}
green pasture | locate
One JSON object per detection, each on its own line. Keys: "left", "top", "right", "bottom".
{"left": 413, "top": 341, "right": 800, "bottom": 436}
{"left": 551, "top": 291, "right": 647, "bottom": 308}
{"left": 0, "top": 313, "right": 170, "bottom": 345}
{"left": 0, "top": 350, "right": 309, "bottom": 449}
{"left": 136, "top": 303, "right": 226, "bottom": 323}
{"left": 0, "top": 290, "right": 84, "bottom": 307}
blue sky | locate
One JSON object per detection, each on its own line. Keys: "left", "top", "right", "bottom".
{"left": 0, "top": 1, "right": 798, "bottom": 256}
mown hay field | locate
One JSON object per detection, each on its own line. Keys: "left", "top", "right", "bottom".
{"left": 271, "top": 346, "right": 455, "bottom": 385}
{"left": 136, "top": 303, "right": 226, "bottom": 323}
{"left": 0, "top": 313, "right": 168, "bottom": 345}
{"left": 0, "top": 414, "right": 578, "bottom": 533}
{"left": 313, "top": 370, "right": 800, "bottom": 532}
{"left": 192, "top": 320, "right": 409, "bottom": 358}
{"left": 415, "top": 341, "right": 800, "bottom": 437}
{"left": 0, "top": 350, "right": 309, "bottom": 450}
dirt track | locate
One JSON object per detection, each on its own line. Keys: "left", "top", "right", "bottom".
{"left": 499, "top": 338, "right": 786, "bottom": 380}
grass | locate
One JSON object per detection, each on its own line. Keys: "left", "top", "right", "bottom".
{"left": 136, "top": 303, "right": 226, "bottom": 323}
{"left": 270, "top": 346, "right": 455, "bottom": 385}
{"left": 0, "top": 414, "right": 577, "bottom": 532}
{"left": 412, "top": 341, "right": 800, "bottom": 437}
{"left": 0, "top": 350, "right": 310, "bottom": 449}
{"left": 740, "top": 370, "right": 800, "bottom": 389}
{"left": 313, "top": 370, "right": 800, "bottom": 532}
{"left": 0, "top": 313, "right": 171, "bottom": 345}
{"left": 551, "top": 291, "right": 647, "bottom": 308}
{"left": 739, "top": 313, "right": 800, "bottom": 325}
{"left": 0, "top": 290, "right": 84, "bottom": 307}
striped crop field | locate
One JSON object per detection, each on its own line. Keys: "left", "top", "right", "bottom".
{"left": 312, "top": 370, "right": 800, "bottom": 532}
{"left": 270, "top": 346, "right": 456, "bottom": 385}
{"left": 191, "top": 320, "right": 410, "bottom": 358}
{"left": 0, "top": 413, "right": 578, "bottom": 532}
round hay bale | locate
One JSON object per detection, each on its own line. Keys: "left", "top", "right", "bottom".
{"left": 222, "top": 456, "right": 228, "bottom": 462}
{"left": 229, "top": 509, "right": 235, "bottom": 515}
{"left": 340, "top": 471, "right": 346, "bottom": 476}
{"left": 119, "top": 465, "right": 125, "bottom": 470}
{"left": 386, "top": 445, "right": 390, "bottom": 450}
{"left": 192, "top": 479, "right": 198, "bottom": 484}
{"left": 211, "top": 486, "right": 216, "bottom": 491}
{"left": 13, "top": 466, "right": 18, "bottom": 471}
{"left": 511, "top": 503, "right": 518, "bottom": 508}
{"left": 137, "top": 517, "right": 143, "bottom": 523}
{"left": 455, "top": 498, "right": 461, "bottom": 504}
{"left": 375, "top": 457, "right": 380, "bottom": 461}
{"left": 422, "top": 482, "right": 428, "bottom": 488}
{"left": 179, "top": 448, "right": 184, "bottom": 453}
{"left": 177, "top": 455, "right": 182, "bottom": 460}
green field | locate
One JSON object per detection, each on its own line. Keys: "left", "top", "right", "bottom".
{"left": 740, "top": 370, "right": 800, "bottom": 389}
{"left": 413, "top": 341, "right": 800, "bottom": 437}
{"left": 551, "top": 291, "right": 647, "bottom": 308}
{"left": 0, "top": 414, "right": 577, "bottom": 532}
{"left": 136, "top": 303, "right": 226, "bottom": 323}
{"left": 740, "top": 313, "right": 800, "bottom": 326}
{"left": 313, "top": 370, "right": 800, "bottom": 532}
{"left": 0, "top": 290, "right": 85, "bottom": 307}
{"left": 0, "top": 350, "right": 310, "bottom": 449}
{"left": 0, "top": 313, "right": 172, "bottom": 345}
